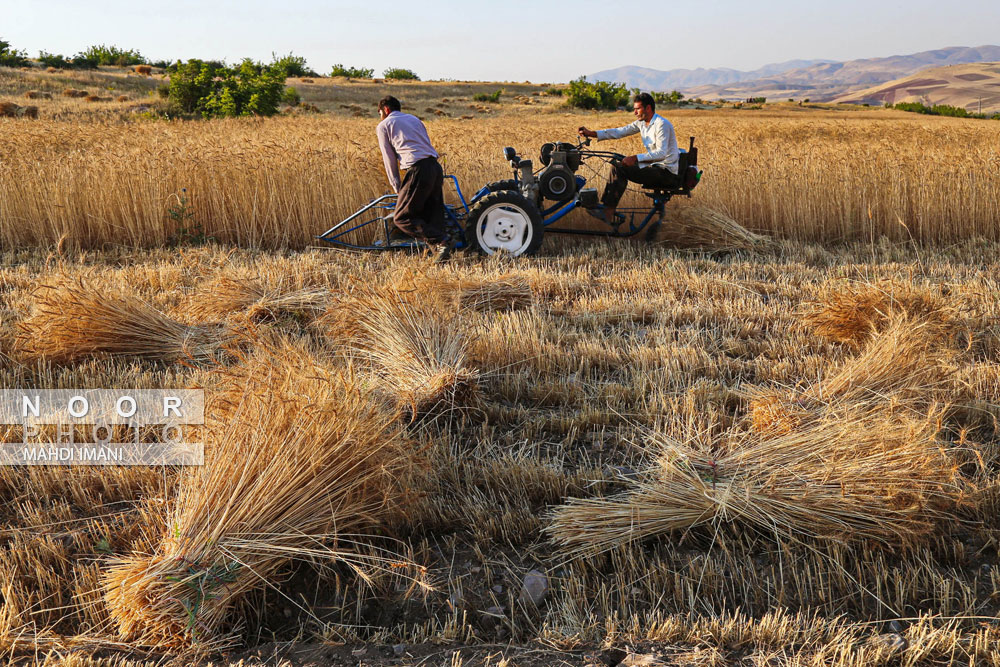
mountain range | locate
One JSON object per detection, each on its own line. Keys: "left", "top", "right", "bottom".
{"left": 588, "top": 46, "right": 1000, "bottom": 102}
{"left": 586, "top": 59, "right": 835, "bottom": 91}
{"left": 832, "top": 62, "right": 1000, "bottom": 113}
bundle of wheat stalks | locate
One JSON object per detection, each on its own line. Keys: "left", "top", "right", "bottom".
{"left": 103, "top": 342, "right": 413, "bottom": 648}
{"left": 548, "top": 404, "right": 969, "bottom": 556}
{"left": 550, "top": 294, "right": 978, "bottom": 555}
{"left": 17, "top": 280, "right": 234, "bottom": 364}
{"left": 802, "top": 280, "right": 962, "bottom": 348}
{"left": 326, "top": 288, "right": 479, "bottom": 420}
{"left": 454, "top": 275, "right": 534, "bottom": 313}
{"left": 748, "top": 313, "right": 960, "bottom": 436}
{"left": 186, "top": 276, "right": 329, "bottom": 324}
{"left": 0, "top": 101, "right": 38, "bottom": 119}
{"left": 658, "top": 204, "right": 773, "bottom": 252}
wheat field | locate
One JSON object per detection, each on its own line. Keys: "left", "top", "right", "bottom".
{"left": 1, "top": 76, "right": 999, "bottom": 249}
{"left": 1, "top": 73, "right": 1000, "bottom": 667}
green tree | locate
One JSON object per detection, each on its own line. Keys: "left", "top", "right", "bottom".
{"left": 566, "top": 77, "right": 630, "bottom": 110}
{"left": 271, "top": 52, "right": 317, "bottom": 77}
{"left": 79, "top": 44, "right": 146, "bottom": 66}
{"left": 0, "top": 38, "right": 30, "bottom": 68}
{"left": 167, "top": 59, "right": 225, "bottom": 113}
{"left": 650, "top": 90, "right": 685, "bottom": 106}
{"left": 383, "top": 67, "right": 419, "bottom": 81}
{"left": 331, "top": 64, "right": 374, "bottom": 78}
{"left": 199, "top": 60, "right": 287, "bottom": 118}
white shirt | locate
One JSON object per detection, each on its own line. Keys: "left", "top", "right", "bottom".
{"left": 596, "top": 113, "right": 679, "bottom": 174}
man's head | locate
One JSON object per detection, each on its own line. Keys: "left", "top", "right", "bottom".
{"left": 378, "top": 95, "right": 401, "bottom": 120}
{"left": 632, "top": 92, "right": 655, "bottom": 122}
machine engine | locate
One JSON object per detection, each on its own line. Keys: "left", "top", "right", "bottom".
{"left": 536, "top": 142, "right": 582, "bottom": 202}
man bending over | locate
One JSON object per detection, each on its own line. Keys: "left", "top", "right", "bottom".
{"left": 376, "top": 95, "right": 454, "bottom": 261}
{"left": 577, "top": 92, "right": 679, "bottom": 224}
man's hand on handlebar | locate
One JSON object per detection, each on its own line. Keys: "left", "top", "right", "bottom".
{"left": 577, "top": 127, "right": 597, "bottom": 139}
{"left": 621, "top": 155, "right": 638, "bottom": 168}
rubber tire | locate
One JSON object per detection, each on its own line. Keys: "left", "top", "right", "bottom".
{"left": 484, "top": 179, "right": 519, "bottom": 193}
{"left": 465, "top": 190, "right": 545, "bottom": 257}
{"left": 481, "top": 179, "right": 543, "bottom": 207}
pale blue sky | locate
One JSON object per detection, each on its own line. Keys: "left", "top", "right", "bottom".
{"left": 3, "top": 0, "right": 999, "bottom": 82}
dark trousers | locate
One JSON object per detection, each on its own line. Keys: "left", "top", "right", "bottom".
{"left": 394, "top": 157, "right": 446, "bottom": 243}
{"left": 601, "top": 162, "right": 680, "bottom": 208}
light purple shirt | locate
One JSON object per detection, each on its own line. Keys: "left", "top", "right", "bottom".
{"left": 376, "top": 111, "right": 439, "bottom": 192}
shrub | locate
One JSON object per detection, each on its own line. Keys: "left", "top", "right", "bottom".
{"left": 166, "top": 59, "right": 225, "bottom": 113}
{"left": 166, "top": 59, "right": 225, "bottom": 74}
{"left": 566, "top": 76, "right": 629, "bottom": 110}
{"left": 893, "top": 102, "right": 979, "bottom": 118}
{"left": 746, "top": 96, "right": 767, "bottom": 104}
{"left": 543, "top": 86, "right": 564, "bottom": 96}
{"left": 330, "top": 64, "right": 374, "bottom": 78}
{"left": 894, "top": 102, "right": 932, "bottom": 114}
{"left": 383, "top": 67, "right": 419, "bottom": 81}
{"left": 79, "top": 44, "right": 146, "bottom": 67}
{"left": 271, "top": 52, "right": 317, "bottom": 78}
{"left": 38, "top": 51, "right": 97, "bottom": 70}
{"left": 930, "top": 104, "right": 972, "bottom": 118}
{"left": 473, "top": 89, "right": 503, "bottom": 103}
{"left": 0, "top": 38, "right": 30, "bottom": 68}
{"left": 282, "top": 86, "right": 301, "bottom": 105}
{"left": 198, "top": 59, "right": 288, "bottom": 118}
{"left": 69, "top": 54, "right": 100, "bottom": 70}
{"left": 149, "top": 60, "right": 171, "bottom": 70}
{"left": 38, "top": 51, "right": 72, "bottom": 69}
{"left": 650, "top": 90, "right": 684, "bottom": 106}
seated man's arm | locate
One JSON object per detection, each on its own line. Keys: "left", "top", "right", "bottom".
{"left": 596, "top": 121, "right": 640, "bottom": 141}
{"left": 377, "top": 123, "right": 402, "bottom": 192}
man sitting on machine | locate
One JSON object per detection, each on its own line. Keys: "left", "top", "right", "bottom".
{"left": 577, "top": 92, "right": 680, "bottom": 225}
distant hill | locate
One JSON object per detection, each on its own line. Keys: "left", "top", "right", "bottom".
{"left": 831, "top": 62, "right": 1000, "bottom": 113}
{"left": 586, "top": 59, "right": 835, "bottom": 91}
{"left": 591, "top": 46, "right": 1000, "bottom": 101}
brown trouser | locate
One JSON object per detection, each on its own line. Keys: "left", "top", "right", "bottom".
{"left": 394, "top": 157, "right": 446, "bottom": 243}
{"left": 601, "top": 162, "right": 680, "bottom": 208}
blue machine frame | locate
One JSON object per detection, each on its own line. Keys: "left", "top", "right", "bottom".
{"left": 316, "top": 140, "right": 699, "bottom": 251}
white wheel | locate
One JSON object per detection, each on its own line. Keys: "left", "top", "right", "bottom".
{"left": 465, "top": 191, "right": 544, "bottom": 257}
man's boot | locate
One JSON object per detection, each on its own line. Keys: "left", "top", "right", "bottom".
{"left": 431, "top": 234, "right": 458, "bottom": 263}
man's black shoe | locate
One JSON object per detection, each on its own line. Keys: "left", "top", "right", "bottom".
{"left": 431, "top": 236, "right": 458, "bottom": 263}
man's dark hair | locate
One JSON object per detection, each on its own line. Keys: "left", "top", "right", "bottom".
{"left": 633, "top": 92, "right": 655, "bottom": 112}
{"left": 378, "top": 95, "right": 401, "bottom": 113}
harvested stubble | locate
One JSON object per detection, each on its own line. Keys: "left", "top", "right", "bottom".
{"left": 62, "top": 89, "right": 89, "bottom": 98}
{"left": 336, "top": 289, "right": 479, "bottom": 420}
{"left": 657, "top": 204, "right": 773, "bottom": 252}
{"left": 103, "top": 343, "right": 413, "bottom": 648}
{"left": 803, "top": 281, "right": 960, "bottom": 347}
{"left": 746, "top": 313, "right": 958, "bottom": 435}
{"left": 16, "top": 280, "right": 235, "bottom": 364}
{"left": 185, "top": 276, "right": 329, "bottom": 324}
{"left": 548, "top": 404, "right": 973, "bottom": 556}
{"left": 23, "top": 91, "right": 52, "bottom": 100}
